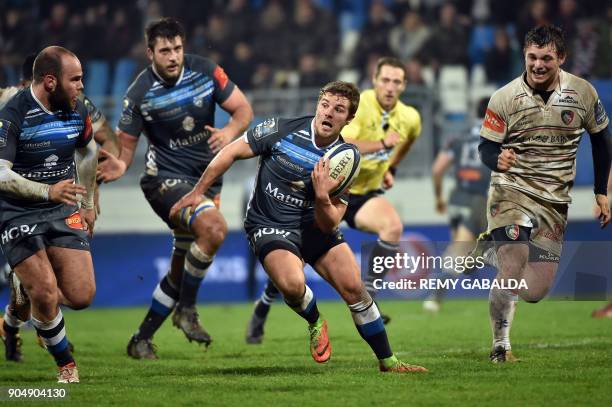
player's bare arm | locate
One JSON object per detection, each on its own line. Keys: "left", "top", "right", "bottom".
{"left": 0, "top": 158, "right": 86, "bottom": 204}
{"left": 432, "top": 151, "right": 453, "bottom": 213}
{"left": 206, "top": 87, "right": 253, "bottom": 153}
{"left": 76, "top": 137, "right": 99, "bottom": 234}
{"left": 344, "top": 131, "right": 401, "bottom": 154}
{"left": 94, "top": 120, "right": 121, "bottom": 157}
{"left": 96, "top": 131, "right": 138, "bottom": 183}
{"left": 312, "top": 158, "right": 346, "bottom": 233}
{"left": 170, "top": 136, "right": 256, "bottom": 217}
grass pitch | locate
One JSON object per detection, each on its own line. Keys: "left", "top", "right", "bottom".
{"left": 1, "top": 300, "right": 611, "bottom": 406}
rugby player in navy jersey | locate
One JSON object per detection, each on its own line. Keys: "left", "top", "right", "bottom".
{"left": 171, "top": 81, "right": 427, "bottom": 373}
{"left": 0, "top": 54, "right": 120, "bottom": 362}
{"left": 0, "top": 46, "right": 98, "bottom": 383}
{"left": 96, "top": 18, "right": 253, "bottom": 359}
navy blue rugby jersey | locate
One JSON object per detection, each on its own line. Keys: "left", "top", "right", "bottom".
{"left": 244, "top": 116, "right": 349, "bottom": 229}
{"left": 118, "top": 54, "right": 235, "bottom": 188}
{"left": 445, "top": 121, "right": 491, "bottom": 196}
{"left": 0, "top": 87, "right": 93, "bottom": 219}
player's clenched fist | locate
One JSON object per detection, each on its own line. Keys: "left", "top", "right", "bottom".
{"left": 497, "top": 148, "right": 517, "bottom": 172}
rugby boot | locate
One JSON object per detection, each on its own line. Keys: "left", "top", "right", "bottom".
{"left": 126, "top": 335, "right": 158, "bottom": 360}
{"left": 245, "top": 310, "right": 266, "bottom": 344}
{"left": 2, "top": 330, "right": 23, "bottom": 362}
{"left": 489, "top": 345, "right": 519, "bottom": 363}
{"left": 57, "top": 362, "right": 79, "bottom": 383}
{"left": 592, "top": 302, "right": 612, "bottom": 319}
{"left": 379, "top": 354, "right": 428, "bottom": 373}
{"left": 308, "top": 319, "right": 331, "bottom": 363}
{"left": 172, "top": 306, "right": 212, "bottom": 347}
{"left": 469, "top": 231, "right": 497, "bottom": 269}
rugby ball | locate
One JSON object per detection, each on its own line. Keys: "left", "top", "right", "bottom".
{"left": 323, "top": 143, "right": 361, "bottom": 197}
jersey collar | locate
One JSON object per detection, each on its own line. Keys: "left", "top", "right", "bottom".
{"left": 151, "top": 64, "right": 185, "bottom": 86}
{"left": 30, "top": 86, "right": 54, "bottom": 115}
{"left": 520, "top": 70, "right": 563, "bottom": 97}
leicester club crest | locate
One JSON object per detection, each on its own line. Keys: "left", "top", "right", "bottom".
{"left": 505, "top": 225, "right": 520, "bottom": 240}
{"left": 561, "top": 110, "right": 574, "bottom": 125}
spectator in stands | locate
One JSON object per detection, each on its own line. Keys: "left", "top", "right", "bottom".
{"left": 570, "top": 19, "right": 599, "bottom": 79}
{"left": 296, "top": 53, "right": 332, "bottom": 88}
{"left": 353, "top": 0, "right": 394, "bottom": 69}
{"left": 405, "top": 58, "right": 427, "bottom": 86}
{"left": 253, "top": 0, "right": 292, "bottom": 70}
{"left": 423, "top": 1, "right": 470, "bottom": 74}
{"left": 516, "top": 0, "right": 550, "bottom": 45}
{"left": 225, "top": 42, "right": 256, "bottom": 90}
{"left": 388, "top": 10, "right": 430, "bottom": 62}
{"left": 484, "top": 27, "right": 517, "bottom": 86}
{"left": 592, "top": 3, "right": 612, "bottom": 78}
{"left": 289, "top": 0, "right": 338, "bottom": 69}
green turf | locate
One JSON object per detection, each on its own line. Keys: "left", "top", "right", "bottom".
{"left": 1, "top": 300, "right": 611, "bottom": 406}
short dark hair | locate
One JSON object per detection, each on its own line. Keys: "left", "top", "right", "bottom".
{"left": 318, "top": 81, "right": 360, "bottom": 117}
{"left": 21, "top": 53, "right": 37, "bottom": 82}
{"left": 145, "top": 17, "right": 186, "bottom": 50}
{"left": 32, "top": 46, "right": 76, "bottom": 82}
{"left": 374, "top": 57, "right": 407, "bottom": 80}
{"left": 523, "top": 25, "right": 566, "bottom": 58}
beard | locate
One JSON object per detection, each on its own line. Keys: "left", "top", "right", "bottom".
{"left": 49, "top": 83, "right": 74, "bottom": 112}
{"left": 154, "top": 61, "right": 182, "bottom": 84}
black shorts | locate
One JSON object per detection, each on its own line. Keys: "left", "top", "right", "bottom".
{"left": 0, "top": 211, "right": 90, "bottom": 268}
{"left": 448, "top": 189, "right": 487, "bottom": 236}
{"left": 343, "top": 190, "right": 384, "bottom": 229}
{"left": 140, "top": 174, "right": 220, "bottom": 229}
{"left": 245, "top": 224, "right": 346, "bottom": 266}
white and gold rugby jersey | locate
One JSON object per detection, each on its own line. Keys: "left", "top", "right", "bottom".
{"left": 481, "top": 70, "right": 609, "bottom": 203}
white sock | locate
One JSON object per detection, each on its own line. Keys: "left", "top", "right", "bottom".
{"left": 489, "top": 287, "right": 518, "bottom": 351}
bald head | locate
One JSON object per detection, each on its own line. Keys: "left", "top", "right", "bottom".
{"left": 33, "top": 46, "right": 78, "bottom": 83}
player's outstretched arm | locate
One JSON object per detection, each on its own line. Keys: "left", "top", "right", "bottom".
{"left": 96, "top": 131, "right": 138, "bottom": 183}
{"left": 312, "top": 158, "right": 346, "bottom": 233}
{"left": 432, "top": 151, "right": 453, "bottom": 214}
{"left": 170, "top": 136, "right": 256, "bottom": 218}
{"left": 206, "top": 87, "right": 254, "bottom": 153}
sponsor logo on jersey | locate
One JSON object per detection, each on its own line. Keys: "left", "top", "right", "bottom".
{"left": 251, "top": 227, "right": 292, "bottom": 242}
{"left": 65, "top": 212, "right": 84, "bottom": 230}
{"left": 253, "top": 118, "right": 278, "bottom": 140}
{"left": 182, "top": 115, "right": 195, "bottom": 132}
{"left": 265, "top": 182, "right": 312, "bottom": 208}
{"left": 558, "top": 95, "right": 578, "bottom": 105}
{"left": 505, "top": 225, "right": 520, "bottom": 240}
{"left": 490, "top": 203, "right": 500, "bottom": 217}
{"left": 120, "top": 98, "right": 133, "bottom": 125}
{"left": 561, "top": 110, "right": 574, "bottom": 125}
{"left": 193, "top": 96, "right": 203, "bottom": 108}
{"left": 483, "top": 109, "right": 505, "bottom": 133}
{"left": 168, "top": 130, "right": 208, "bottom": 150}
{"left": 44, "top": 154, "right": 58, "bottom": 168}
{"left": 0, "top": 120, "right": 8, "bottom": 148}
{"left": 276, "top": 155, "right": 304, "bottom": 172}
{"left": 23, "top": 140, "right": 51, "bottom": 150}
{"left": 213, "top": 66, "right": 229, "bottom": 89}
{"left": 1, "top": 223, "right": 38, "bottom": 245}
{"left": 595, "top": 99, "right": 608, "bottom": 126}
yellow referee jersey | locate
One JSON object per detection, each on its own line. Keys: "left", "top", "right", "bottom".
{"left": 342, "top": 89, "right": 421, "bottom": 195}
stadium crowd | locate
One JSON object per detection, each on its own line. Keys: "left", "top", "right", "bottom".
{"left": 1, "top": 0, "right": 610, "bottom": 93}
